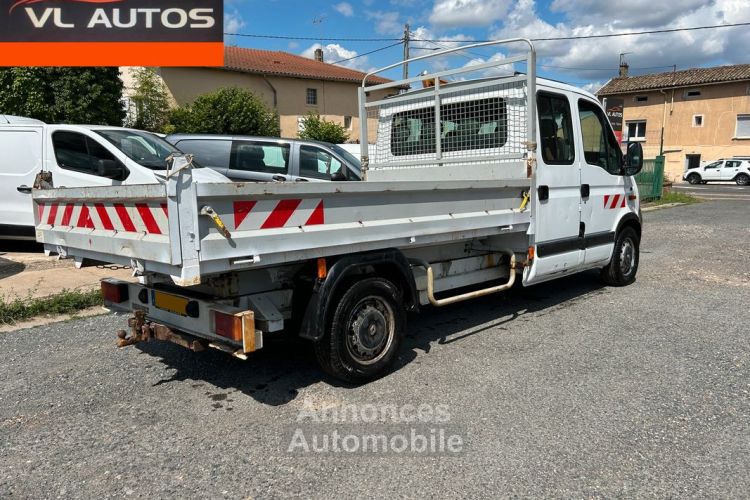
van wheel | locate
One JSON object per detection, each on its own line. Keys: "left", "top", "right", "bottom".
{"left": 601, "top": 227, "right": 640, "bottom": 287}
{"left": 314, "top": 277, "right": 405, "bottom": 383}
{"left": 687, "top": 173, "right": 701, "bottom": 185}
{"left": 736, "top": 173, "right": 750, "bottom": 186}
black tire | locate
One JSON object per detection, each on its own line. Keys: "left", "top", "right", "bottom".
{"left": 687, "top": 173, "right": 701, "bottom": 185}
{"left": 314, "top": 277, "right": 405, "bottom": 383}
{"left": 735, "top": 173, "right": 750, "bottom": 186}
{"left": 601, "top": 227, "right": 640, "bottom": 287}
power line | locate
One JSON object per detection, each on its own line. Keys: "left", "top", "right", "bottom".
{"left": 224, "top": 33, "right": 400, "bottom": 42}
{"left": 329, "top": 41, "right": 403, "bottom": 65}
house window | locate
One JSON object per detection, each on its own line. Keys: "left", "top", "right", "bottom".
{"left": 344, "top": 116, "right": 352, "bottom": 130}
{"left": 684, "top": 89, "right": 701, "bottom": 98}
{"left": 626, "top": 120, "right": 647, "bottom": 141}
{"left": 634, "top": 95, "right": 648, "bottom": 102}
{"left": 693, "top": 115, "right": 704, "bottom": 127}
{"left": 736, "top": 114, "right": 750, "bottom": 138}
{"left": 306, "top": 88, "right": 318, "bottom": 106}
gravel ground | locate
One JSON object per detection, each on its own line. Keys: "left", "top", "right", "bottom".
{"left": 1, "top": 199, "right": 748, "bottom": 499}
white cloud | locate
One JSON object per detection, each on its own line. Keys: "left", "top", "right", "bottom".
{"left": 333, "top": 2, "right": 354, "bottom": 17}
{"left": 366, "top": 10, "right": 402, "bottom": 35}
{"left": 301, "top": 43, "right": 369, "bottom": 71}
{"left": 429, "top": 0, "right": 512, "bottom": 28}
{"left": 224, "top": 10, "right": 245, "bottom": 33}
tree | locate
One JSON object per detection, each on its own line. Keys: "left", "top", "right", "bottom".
{"left": 298, "top": 112, "right": 350, "bottom": 143}
{"left": 125, "top": 67, "right": 171, "bottom": 133}
{"left": 0, "top": 67, "right": 125, "bottom": 125}
{"left": 166, "top": 87, "right": 280, "bottom": 136}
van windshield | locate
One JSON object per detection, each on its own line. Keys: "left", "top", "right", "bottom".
{"left": 96, "top": 130, "right": 201, "bottom": 170}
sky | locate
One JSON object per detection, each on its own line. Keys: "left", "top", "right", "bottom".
{"left": 223, "top": 0, "right": 750, "bottom": 93}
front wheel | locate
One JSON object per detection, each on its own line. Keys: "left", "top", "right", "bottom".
{"left": 687, "top": 173, "right": 701, "bottom": 185}
{"left": 735, "top": 173, "right": 750, "bottom": 186}
{"left": 314, "top": 277, "right": 405, "bottom": 383}
{"left": 601, "top": 227, "right": 640, "bottom": 287}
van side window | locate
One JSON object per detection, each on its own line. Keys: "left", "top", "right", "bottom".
{"left": 299, "top": 146, "right": 345, "bottom": 180}
{"left": 390, "top": 97, "right": 507, "bottom": 156}
{"left": 52, "top": 131, "right": 127, "bottom": 180}
{"left": 175, "top": 139, "right": 231, "bottom": 168}
{"left": 537, "top": 92, "right": 575, "bottom": 164}
{"left": 578, "top": 100, "right": 622, "bottom": 175}
{"left": 231, "top": 141, "right": 290, "bottom": 174}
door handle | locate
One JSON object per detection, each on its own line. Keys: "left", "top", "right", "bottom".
{"left": 581, "top": 184, "right": 590, "bottom": 198}
{"left": 17, "top": 185, "right": 32, "bottom": 194}
{"left": 272, "top": 175, "right": 286, "bottom": 182}
{"left": 537, "top": 185, "right": 549, "bottom": 201}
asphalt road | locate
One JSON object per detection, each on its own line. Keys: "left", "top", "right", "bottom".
{"left": 672, "top": 182, "right": 750, "bottom": 201}
{"left": 1, "top": 199, "right": 749, "bottom": 498}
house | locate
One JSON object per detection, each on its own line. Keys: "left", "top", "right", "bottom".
{"left": 121, "top": 46, "right": 399, "bottom": 142}
{"left": 597, "top": 63, "right": 750, "bottom": 181}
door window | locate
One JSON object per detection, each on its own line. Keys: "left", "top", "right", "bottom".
{"left": 299, "top": 146, "right": 345, "bottom": 180}
{"left": 174, "top": 139, "right": 231, "bottom": 169}
{"left": 537, "top": 92, "right": 575, "bottom": 165}
{"left": 578, "top": 100, "right": 622, "bottom": 175}
{"left": 725, "top": 160, "right": 741, "bottom": 168}
{"left": 52, "top": 131, "right": 127, "bottom": 180}
{"left": 231, "top": 141, "right": 290, "bottom": 174}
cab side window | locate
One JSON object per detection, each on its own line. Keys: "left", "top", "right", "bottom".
{"left": 52, "top": 131, "right": 127, "bottom": 180}
{"left": 231, "top": 141, "right": 290, "bottom": 174}
{"left": 299, "top": 146, "right": 345, "bottom": 180}
{"left": 537, "top": 92, "right": 575, "bottom": 164}
{"left": 578, "top": 100, "right": 622, "bottom": 175}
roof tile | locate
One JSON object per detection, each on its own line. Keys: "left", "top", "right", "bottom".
{"left": 597, "top": 64, "right": 750, "bottom": 95}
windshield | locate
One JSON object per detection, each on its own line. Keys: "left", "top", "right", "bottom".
{"left": 96, "top": 130, "right": 201, "bottom": 170}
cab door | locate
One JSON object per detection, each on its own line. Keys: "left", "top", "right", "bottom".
{"left": 721, "top": 160, "right": 742, "bottom": 180}
{"left": 702, "top": 161, "right": 722, "bottom": 180}
{"left": 524, "top": 91, "right": 582, "bottom": 285}
{"left": 577, "top": 98, "right": 630, "bottom": 265}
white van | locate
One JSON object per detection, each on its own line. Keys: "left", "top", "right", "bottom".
{"left": 0, "top": 115, "right": 228, "bottom": 239}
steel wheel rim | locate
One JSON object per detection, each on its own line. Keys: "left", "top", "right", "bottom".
{"left": 345, "top": 295, "right": 395, "bottom": 365}
{"left": 620, "top": 237, "right": 636, "bottom": 277}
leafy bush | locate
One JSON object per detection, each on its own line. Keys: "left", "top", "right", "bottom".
{"left": 125, "top": 67, "right": 171, "bottom": 133}
{"left": 166, "top": 87, "right": 280, "bottom": 137}
{"left": 298, "top": 112, "right": 350, "bottom": 143}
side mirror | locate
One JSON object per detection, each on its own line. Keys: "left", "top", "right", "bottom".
{"left": 623, "top": 142, "right": 643, "bottom": 176}
{"left": 331, "top": 170, "right": 347, "bottom": 181}
{"left": 97, "top": 159, "right": 124, "bottom": 179}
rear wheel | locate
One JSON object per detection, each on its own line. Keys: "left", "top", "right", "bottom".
{"left": 687, "top": 173, "right": 701, "bottom": 185}
{"left": 736, "top": 173, "right": 750, "bottom": 186}
{"left": 601, "top": 227, "right": 640, "bottom": 287}
{"left": 314, "top": 277, "right": 405, "bottom": 383}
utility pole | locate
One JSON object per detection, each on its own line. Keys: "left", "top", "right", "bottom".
{"left": 403, "top": 23, "right": 410, "bottom": 80}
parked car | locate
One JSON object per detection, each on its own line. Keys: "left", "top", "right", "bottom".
{"left": 166, "top": 135, "right": 361, "bottom": 182}
{"left": 683, "top": 158, "right": 750, "bottom": 185}
{"left": 0, "top": 115, "right": 228, "bottom": 240}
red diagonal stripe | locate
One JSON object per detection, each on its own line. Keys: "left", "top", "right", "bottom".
{"left": 114, "top": 203, "right": 136, "bottom": 232}
{"left": 234, "top": 201, "right": 257, "bottom": 229}
{"left": 60, "top": 203, "right": 74, "bottom": 226}
{"left": 161, "top": 203, "right": 168, "bottom": 218}
{"left": 76, "top": 204, "right": 94, "bottom": 229}
{"left": 620, "top": 196, "right": 626, "bottom": 208}
{"left": 136, "top": 203, "right": 161, "bottom": 235}
{"left": 305, "top": 200, "right": 325, "bottom": 226}
{"left": 610, "top": 194, "right": 621, "bottom": 209}
{"left": 94, "top": 203, "right": 114, "bottom": 231}
{"left": 46, "top": 203, "right": 58, "bottom": 225}
{"left": 261, "top": 199, "right": 302, "bottom": 229}
{"left": 603, "top": 195, "right": 610, "bottom": 208}
{"left": 37, "top": 203, "right": 44, "bottom": 222}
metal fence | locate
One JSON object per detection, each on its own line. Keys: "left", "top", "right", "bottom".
{"left": 635, "top": 155, "right": 665, "bottom": 201}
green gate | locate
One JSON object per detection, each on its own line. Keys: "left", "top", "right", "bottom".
{"left": 634, "top": 155, "right": 665, "bottom": 201}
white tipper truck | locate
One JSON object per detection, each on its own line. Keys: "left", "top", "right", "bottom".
{"left": 32, "top": 40, "right": 644, "bottom": 382}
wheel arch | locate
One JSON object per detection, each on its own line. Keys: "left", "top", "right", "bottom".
{"left": 298, "top": 249, "right": 418, "bottom": 341}
{"left": 616, "top": 212, "right": 641, "bottom": 240}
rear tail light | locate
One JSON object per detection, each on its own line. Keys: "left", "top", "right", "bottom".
{"left": 213, "top": 311, "right": 243, "bottom": 342}
{"left": 101, "top": 280, "right": 129, "bottom": 303}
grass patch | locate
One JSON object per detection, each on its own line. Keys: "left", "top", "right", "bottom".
{"left": 0, "top": 289, "right": 103, "bottom": 325}
{"left": 645, "top": 191, "right": 701, "bottom": 206}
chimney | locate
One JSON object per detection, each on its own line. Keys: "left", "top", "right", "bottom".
{"left": 314, "top": 48, "right": 324, "bottom": 62}
{"left": 619, "top": 62, "right": 629, "bottom": 77}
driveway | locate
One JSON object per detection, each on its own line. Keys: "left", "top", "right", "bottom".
{"left": 1, "top": 199, "right": 748, "bottom": 498}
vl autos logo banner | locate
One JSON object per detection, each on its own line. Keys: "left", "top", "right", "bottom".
{"left": 0, "top": 0, "right": 224, "bottom": 66}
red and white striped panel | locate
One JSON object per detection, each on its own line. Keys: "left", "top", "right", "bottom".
{"left": 603, "top": 194, "right": 626, "bottom": 210}
{"left": 37, "top": 202, "right": 169, "bottom": 235}
{"left": 233, "top": 199, "right": 324, "bottom": 231}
